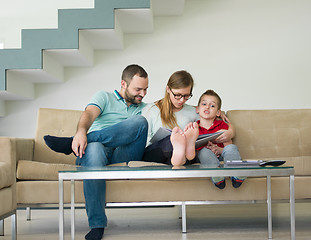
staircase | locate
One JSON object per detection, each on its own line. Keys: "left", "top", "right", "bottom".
{"left": 0, "top": 0, "right": 185, "bottom": 117}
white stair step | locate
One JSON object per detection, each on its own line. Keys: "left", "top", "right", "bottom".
{"left": 1, "top": 76, "right": 34, "bottom": 100}
{"left": 45, "top": 32, "right": 94, "bottom": 67}
{"left": 152, "top": 0, "right": 185, "bottom": 16}
{"left": 7, "top": 51, "right": 64, "bottom": 84}
{"left": 81, "top": 16, "right": 124, "bottom": 50}
{"left": 0, "top": 99, "right": 5, "bottom": 117}
{"left": 116, "top": 8, "right": 154, "bottom": 33}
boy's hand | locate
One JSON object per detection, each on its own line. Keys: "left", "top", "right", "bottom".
{"left": 206, "top": 142, "right": 221, "bottom": 157}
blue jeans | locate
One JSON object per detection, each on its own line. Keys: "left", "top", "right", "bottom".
{"left": 76, "top": 115, "right": 148, "bottom": 228}
{"left": 197, "top": 144, "right": 241, "bottom": 167}
{"left": 198, "top": 144, "right": 246, "bottom": 182}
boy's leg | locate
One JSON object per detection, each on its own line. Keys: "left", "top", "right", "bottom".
{"left": 197, "top": 148, "right": 219, "bottom": 167}
{"left": 222, "top": 144, "right": 246, "bottom": 188}
{"left": 197, "top": 148, "right": 225, "bottom": 189}
{"left": 221, "top": 144, "right": 242, "bottom": 162}
{"left": 76, "top": 142, "right": 109, "bottom": 239}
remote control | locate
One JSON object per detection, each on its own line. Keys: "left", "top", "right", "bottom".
{"left": 259, "top": 160, "right": 286, "bottom": 167}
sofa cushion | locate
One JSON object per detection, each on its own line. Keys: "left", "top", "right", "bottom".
{"left": 0, "top": 162, "right": 14, "bottom": 189}
{"left": 17, "top": 176, "right": 311, "bottom": 204}
{"left": 17, "top": 160, "right": 76, "bottom": 181}
{"left": 17, "top": 160, "right": 129, "bottom": 181}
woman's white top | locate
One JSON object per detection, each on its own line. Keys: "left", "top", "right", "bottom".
{"left": 142, "top": 103, "right": 198, "bottom": 145}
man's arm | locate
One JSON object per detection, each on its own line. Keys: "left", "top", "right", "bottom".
{"left": 72, "top": 105, "right": 101, "bottom": 158}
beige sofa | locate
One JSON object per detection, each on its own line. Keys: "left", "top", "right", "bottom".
{"left": 0, "top": 137, "right": 17, "bottom": 240}
{"left": 4, "top": 108, "right": 311, "bottom": 222}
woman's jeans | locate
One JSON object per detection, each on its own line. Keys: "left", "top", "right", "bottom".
{"left": 76, "top": 115, "right": 148, "bottom": 228}
{"left": 143, "top": 135, "right": 199, "bottom": 165}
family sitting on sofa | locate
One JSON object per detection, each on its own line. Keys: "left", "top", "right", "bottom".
{"left": 44, "top": 64, "right": 245, "bottom": 240}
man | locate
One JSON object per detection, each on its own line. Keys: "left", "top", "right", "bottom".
{"left": 44, "top": 64, "right": 149, "bottom": 240}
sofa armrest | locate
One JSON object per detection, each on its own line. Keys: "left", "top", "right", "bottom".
{"left": 0, "top": 137, "right": 17, "bottom": 182}
{"left": 0, "top": 137, "right": 34, "bottom": 177}
{"left": 15, "top": 138, "right": 34, "bottom": 162}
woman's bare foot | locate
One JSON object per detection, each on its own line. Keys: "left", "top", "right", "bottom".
{"left": 170, "top": 127, "right": 187, "bottom": 166}
{"left": 184, "top": 122, "right": 199, "bottom": 160}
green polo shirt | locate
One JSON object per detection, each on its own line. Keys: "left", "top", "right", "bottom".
{"left": 87, "top": 90, "right": 146, "bottom": 133}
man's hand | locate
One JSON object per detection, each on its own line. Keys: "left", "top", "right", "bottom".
{"left": 72, "top": 131, "right": 88, "bottom": 158}
{"left": 72, "top": 105, "right": 101, "bottom": 158}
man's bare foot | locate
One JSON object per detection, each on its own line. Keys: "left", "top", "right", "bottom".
{"left": 170, "top": 127, "right": 187, "bottom": 166}
{"left": 184, "top": 122, "right": 199, "bottom": 160}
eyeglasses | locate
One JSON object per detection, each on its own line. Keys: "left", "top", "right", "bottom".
{"left": 169, "top": 87, "right": 193, "bottom": 100}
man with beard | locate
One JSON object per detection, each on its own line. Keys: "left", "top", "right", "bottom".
{"left": 44, "top": 64, "right": 149, "bottom": 240}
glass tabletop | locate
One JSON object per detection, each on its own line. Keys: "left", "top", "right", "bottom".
{"left": 59, "top": 164, "right": 293, "bottom": 173}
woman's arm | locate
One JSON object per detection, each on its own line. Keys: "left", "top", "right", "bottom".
{"left": 215, "top": 122, "right": 235, "bottom": 143}
{"left": 220, "top": 111, "right": 230, "bottom": 123}
{"left": 141, "top": 103, "right": 161, "bottom": 144}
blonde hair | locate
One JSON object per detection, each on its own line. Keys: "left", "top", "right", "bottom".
{"left": 156, "top": 70, "right": 194, "bottom": 129}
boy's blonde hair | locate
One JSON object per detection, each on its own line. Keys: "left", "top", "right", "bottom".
{"left": 198, "top": 89, "right": 222, "bottom": 110}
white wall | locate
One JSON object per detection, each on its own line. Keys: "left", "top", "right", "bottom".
{"left": 0, "top": 0, "right": 94, "bottom": 48}
{"left": 1, "top": 0, "right": 311, "bottom": 138}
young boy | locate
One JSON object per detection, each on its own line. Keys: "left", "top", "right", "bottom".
{"left": 195, "top": 89, "right": 246, "bottom": 189}
{"left": 170, "top": 89, "right": 246, "bottom": 189}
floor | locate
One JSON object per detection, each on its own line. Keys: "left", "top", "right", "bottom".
{"left": 1, "top": 202, "right": 311, "bottom": 240}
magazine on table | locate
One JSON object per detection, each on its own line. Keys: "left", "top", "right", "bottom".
{"left": 225, "top": 160, "right": 286, "bottom": 167}
{"left": 150, "top": 127, "right": 224, "bottom": 148}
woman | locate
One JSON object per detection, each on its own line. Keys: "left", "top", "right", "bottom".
{"left": 142, "top": 70, "right": 234, "bottom": 166}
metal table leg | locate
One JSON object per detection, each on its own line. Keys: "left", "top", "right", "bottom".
{"left": 267, "top": 176, "right": 272, "bottom": 239}
{"left": 0, "top": 219, "right": 3, "bottom": 236}
{"left": 181, "top": 202, "right": 187, "bottom": 233}
{"left": 59, "top": 178, "right": 64, "bottom": 240}
{"left": 11, "top": 211, "right": 16, "bottom": 240}
{"left": 71, "top": 180, "right": 75, "bottom": 240}
{"left": 290, "top": 175, "right": 295, "bottom": 240}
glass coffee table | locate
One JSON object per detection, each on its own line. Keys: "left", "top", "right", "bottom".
{"left": 58, "top": 165, "right": 295, "bottom": 240}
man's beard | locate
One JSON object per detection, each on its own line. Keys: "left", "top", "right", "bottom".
{"left": 124, "top": 89, "right": 143, "bottom": 104}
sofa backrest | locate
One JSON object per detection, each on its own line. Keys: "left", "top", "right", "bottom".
{"left": 227, "top": 109, "right": 311, "bottom": 175}
{"left": 34, "top": 108, "right": 82, "bottom": 164}
{"left": 33, "top": 108, "right": 311, "bottom": 174}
